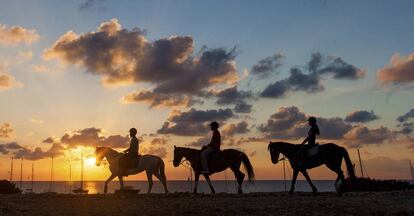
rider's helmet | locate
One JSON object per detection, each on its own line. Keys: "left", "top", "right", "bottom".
{"left": 209, "top": 121, "right": 219, "bottom": 129}
{"left": 307, "top": 117, "right": 317, "bottom": 123}
{"left": 129, "top": 128, "right": 137, "bottom": 135}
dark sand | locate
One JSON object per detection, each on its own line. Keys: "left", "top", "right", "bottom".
{"left": 1, "top": 191, "right": 413, "bottom": 215}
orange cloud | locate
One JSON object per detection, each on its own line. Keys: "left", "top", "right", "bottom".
{"left": 0, "top": 24, "right": 39, "bottom": 45}
{"left": 377, "top": 52, "right": 414, "bottom": 85}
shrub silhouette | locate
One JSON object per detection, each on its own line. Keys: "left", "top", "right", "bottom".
{"left": 0, "top": 180, "right": 22, "bottom": 194}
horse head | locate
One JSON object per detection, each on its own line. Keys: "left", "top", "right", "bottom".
{"left": 268, "top": 142, "right": 281, "bottom": 164}
{"left": 173, "top": 145, "right": 184, "bottom": 167}
{"left": 95, "top": 146, "right": 108, "bottom": 166}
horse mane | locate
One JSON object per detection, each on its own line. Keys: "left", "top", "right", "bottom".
{"left": 268, "top": 141, "right": 294, "bottom": 150}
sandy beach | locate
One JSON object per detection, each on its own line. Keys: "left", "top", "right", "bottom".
{"left": 1, "top": 191, "right": 413, "bottom": 216}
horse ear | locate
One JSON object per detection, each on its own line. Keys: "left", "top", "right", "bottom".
{"left": 174, "top": 145, "right": 176, "bottom": 149}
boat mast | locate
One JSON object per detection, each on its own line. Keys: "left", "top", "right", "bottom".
{"left": 31, "top": 163, "right": 34, "bottom": 192}
{"left": 357, "top": 149, "right": 364, "bottom": 178}
{"left": 9, "top": 157, "right": 13, "bottom": 182}
{"left": 20, "top": 158, "right": 23, "bottom": 189}
{"left": 81, "top": 153, "right": 84, "bottom": 190}
{"left": 50, "top": 155, "right": 54, "bottom": 192}
{"left": 410, "top": 160, "right": 414, "bottom": 181}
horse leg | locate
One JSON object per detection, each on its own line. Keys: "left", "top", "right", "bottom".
{"left": 146, "top": 170, "right": 153, "bottom": 194}
{"left": 231, "top": 166, "right": 245, "bottom": 194}
{"left": 203, "top": 174, "right": 215, "bottom": 194}
{"left": 289, "top": 169, "right": 299, "bottom": 194}
{"left": 154, "top": 169, "right": 168, "bottom": 194}
{"left": 104, "top": 174, "right": 116, "bottom": 194}
{"left": 118, "top": 175, "right": 124, "bottom": 191}
{"left": 325, "top": 161, "right": 345, "bottom": 195}
{"left": 301, "top": 170, "right": 318, "bottom": 195}
{"left": 194, "top": 172, "right": 200, "bottom": 194}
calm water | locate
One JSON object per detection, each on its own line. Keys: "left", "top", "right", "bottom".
{"left": 13, "top": 180, "right": 414, "bottom": 194}
{"left": 13, "top": 180, "right": 340, "bottom": 194}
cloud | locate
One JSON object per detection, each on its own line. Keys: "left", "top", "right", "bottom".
{"left": 0, "top": 142, "right": 21, "bottom": 154}
{"left": 150, "top": 137, "right": 168, "bottom": 146}
{"left": 250, "top": 53, "right": 284, "bottom": 79}
{"left": 222, "top": 121, "right": 250, "bottom": 136}
{"left": 30, "top": 118, "right": 44, "bottom": 124}
{"left": 397, "top": 108, "right": 414, "bottom": 123}
{"left": 121, "top": 89, "right": 202, "bottom": 108}
{"left": 377, "top": 52, "right": 414, "bottom": 85}
{"left": 158, "top": 108, "right": 235, "bottom": 136}
{"left": 42, "top": 137, "right": 56, "bottom": 144}
{"left": 44, "top": 19, "right": 239, "bottom": 107}
{"left": 0, "top": 142, "right": 65, "bottom": 160}
{"left": 261, "top": 68, "right": 323, "bottom": 98}
{"left": 345, "top": 110, "right": 379, "bottom": 123}
{"left": 0, "top": 24, "right": 39, "bottom": 45}
{"left": 0, "top": 123, "right": 13, "bottom": 139}
{"left": 207, "top": 86, "right": 254, "bottom": 113}
{"left": 258, "top": 106, "right": 353, "bottom": 140}
{"left": 0, "top": 73, "right": 23, "bottom": 90}
{"left": 79, "top": 0, "right": 107, "bottom": 11}
{"left": 60, "top": 127, "right": 129, "bottom": 148}
{"left": 261, "top": 53, "right": 365, "bottom": 98}
{"left": 142, "top": 146, "right": 167, "bottom": 158}
{"left": 344, "top": 126, "right": 396, "bottom": 147}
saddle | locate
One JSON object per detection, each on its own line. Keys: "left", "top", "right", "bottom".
{"left": 301, "top": 144, "right": 320, "bottom": 157}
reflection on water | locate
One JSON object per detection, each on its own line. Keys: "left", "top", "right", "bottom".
{"left": 16, "top": 180, "right": 341, "bottom": 194}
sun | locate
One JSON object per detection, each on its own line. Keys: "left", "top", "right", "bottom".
{"left": 85, "top": 157, "right": 96, "bottom": 166}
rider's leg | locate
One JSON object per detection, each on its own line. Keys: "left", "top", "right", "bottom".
{"left": 200, "top": 147, "right": 214, "bottom": 173}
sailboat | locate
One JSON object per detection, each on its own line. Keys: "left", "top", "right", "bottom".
{"left": 25, "top": 163, "right": 35, "bottom": 194}
{"left": 73, "top": 153, "right": 89, "bottom": 194}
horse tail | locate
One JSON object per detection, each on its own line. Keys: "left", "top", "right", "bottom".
{"left": 341, "top": 147, "right": 356, "bottom": 179}
{"left": 241, "top": 152, "right": 255, "bottom": 182}
{"left": 158, "top": 159, "right": 167, "bottom": 182}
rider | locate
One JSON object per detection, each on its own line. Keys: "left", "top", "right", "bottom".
{"left": 299, "top": 117, "right": 320, "bottom": 165}
{"left": 301, "top": 117, "right": 320, "bottom": 146}
{"left": 200, "top": 121, "right": 221, "bottom": 174}
{"left": 119, "top": 128, "right": 139, "bottom": 175}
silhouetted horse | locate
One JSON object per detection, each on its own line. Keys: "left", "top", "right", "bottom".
{"left": 268, "top": 142, "right": 355, "bottom": 195}
{"left": 173, "top": 146, "right": 254, "bottom": 194}
{"left": 95, "top": 147, "right": 168, "bottom": 194}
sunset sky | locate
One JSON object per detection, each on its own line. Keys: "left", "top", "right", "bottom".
{"left": 1, "top": 0, "right": 414, "bottom": 182}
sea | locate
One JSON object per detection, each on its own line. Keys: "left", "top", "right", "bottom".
{"left": 13, "top": 180, "right": 340, "bottom": 194}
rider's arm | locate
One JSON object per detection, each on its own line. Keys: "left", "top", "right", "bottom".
{"left": 301, "top": 137, "right": 308, "bottom": 145}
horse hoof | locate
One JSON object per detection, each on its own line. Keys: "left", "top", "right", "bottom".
{"left": 238, "top": 189, "right": 243, "bottom": 194}
{"left": 289, "top": 191, "right": 295, "bottom": 195}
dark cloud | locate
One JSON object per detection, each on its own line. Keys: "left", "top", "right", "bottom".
{"left": 158, "top": 108, "right": 235, "bottom": 136}
{"left": 397, "top": 108, "right": 414, "bottom": 123}
{"left": 377, "top": 53, "right": 414, "bottom": 85}
{"left": 261, "top": 68, "right": 323, "bottom": 98}
{"left": 44, "top": 19, "right": 239, "bottom": 107}
{"left": 258, "top": 106, "right": 353, "bottom": 140}
{"left": 345, "top": 110, "right": 379, "bottom": 123}
{"left": 207, "top": 86, "right": 254, "bottom": 113}
{"left": 122, "top": 89, "right": 202, "bottom": 108}
{"left": 0, "top": 142, "right": 21, "bottom": 154}
{"left": 0, "top": 123, "right": 13, "bottom": 138}
{"left": 251, "top": 53, "right": 284, "bottom": 79}
{"left": 222, "top": 121, "right": 250, "bottom": 136}
{"left": 344, "top": 126, "right": 396, "bottom": 147}
{"left": 261, "top": 53, "right": 365, "bottom": 98}
{"left": 233, "top": 102, "right": 252, "bottom": 113}
{"left": 42, "top": 137, "right": 56, "bottom": 144}
{"left": 186, "top": 136, "right": 210, "bottom": 148}
{"left": 79, "top": 0, "right": 107, "bottom": 11}
{"left": 0, "top": 142, "right": 65, "bottom": 160}
{"left": 60, "top": 127, "right": 129, "bottom": 148}
{"left": 397, "top": 122, "right": 413, "bottom": 135}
